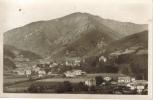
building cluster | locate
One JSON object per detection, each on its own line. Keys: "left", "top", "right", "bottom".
{"left": 13, "top": 57, "right": 83, "bottom": 78}
{"left": 12, "top": 56, "right": 148, "bottom": 94}
{"left": 65, "top": 57, "right": 81, "bottom": 67}
{"left": 84, "top": 75, "right": 148, "bottom": 94}
{"left": 13, "top": 67, "right": 32, "bottom": 77}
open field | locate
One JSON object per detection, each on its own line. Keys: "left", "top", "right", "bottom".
{"left": 3, "top": 73, "right": 136, "bottom": 93}
{"left": 37, "top": 77, "right": 87, "bottom": 83}
{"left": 4, "top": 81, "right": 36, "bottom": 93}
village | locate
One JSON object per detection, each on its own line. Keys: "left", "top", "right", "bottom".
{"left": 6, "top": 55, "right": 148, "bottom": 94}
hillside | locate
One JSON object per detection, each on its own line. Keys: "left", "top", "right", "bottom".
{"left": 4, "top": 12, "right": 147, "bottom": 58}
{"left": 82, "top": 31, "right": 148, "bottom": 80}
{"left": 101, "top": 19, "right": 147, "bottom": 36}
{"left": 106, "top": 30, "right": 148, "bottom": 53}
{"left": 4, "top": 45, "right": 42, "bottom": 71}
{"left": 4, "top": 45, "right": 42, "bottom": 60}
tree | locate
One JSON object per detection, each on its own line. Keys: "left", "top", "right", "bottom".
{"left": 95, "top": 76, "right": 103, "bottom": 86}
{"left": 73, "top": 82, "right": 88, "bottom": 92}
{"left": 28, "top": 84, "right": 44, "bottom": 93}
{"left": 55, "top": 81, "right": 72, "bottom": 93}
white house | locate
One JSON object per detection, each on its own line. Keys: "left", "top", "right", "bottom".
{"left": 99, "top": 56, "right": 107, "bottom": 62}
{"left": 118, "top": 76, "right": 131, "bottom": 84}
{"left": 73, "top": 70, "right": 86, "bottom": 76}
{"left": 65, "top": 57, "right": 81, "bottom": 66}
{"left": 136, "top": 85, "right": 145, "bottom": 94}
{"left": 65, "top": 61, "right": 73, "bottom": 66}
{"left": 111, "top": 81, "right": 117, "bottom": 85}
{"left": 64, "top": 71, "right": 75, "bottom": 77}
{"left": 131, "top": 77, "right": 136, "bottom": 82}
{"left": 74, "top": 59, "right": 81, "bottom": 66}
{"left": 126, "top": 83, "right": 137, "bottom": 90}
{"left": 85, "top": 78, "right": 96, "bottom": 87}
{"left": 103, "top": 76, "right": 112, "bottom": 81}
{"left": 64, "top": 70, "right": 86, "bottom": 77}
{"left": 25, "top": 70, "right": 32, "bottom": 77}
{"left": 38, "top": 70, "right": 46, "bottom": 77}
{"left": 133, "top": 80, "right": 148, "bottom": 85}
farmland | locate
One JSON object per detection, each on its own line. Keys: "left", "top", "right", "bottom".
{"left": 3, "top": 73, "right": 126, "bottom": 93}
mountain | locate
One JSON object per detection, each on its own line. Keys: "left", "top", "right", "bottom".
{"left": 105, "top": 31, "right": 148, "bottom": 80}
{"left": 106, "top": 30, "right": 148, "bottom": 53}
{"left": 100, "top": 19, "right": 147, "bottom": 36}
{"left": 4, "top": 12, "right": 147, "bottom": 58}
{"left": 4, "top": 45, "right": 42, "bottom": 60}
{"left": 4, "top": 45, "right": 42, "bottom": 71}
{"left": 81, "top": 31, "right": 148, "bottom": 80}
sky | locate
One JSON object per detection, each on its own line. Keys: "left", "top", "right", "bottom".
{"left": 0, "top": 0, "right": 152, "bottom": 33}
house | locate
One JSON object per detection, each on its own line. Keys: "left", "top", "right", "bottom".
{"left": 118, "top": 76, "right": 131, "bottom": 84}
{"left": 74, "top": 59, "right": 81, "bottom": 66}
{"left": 47, "top": 72, "right": 59, "bottom": 76}
{"left": 73, "top": 70, "right": 86, "bottom": 76}
{"left": 111, "top": 81, "right": 117, "bottom": 85}
{"left": 25, "top": 69, "right": 32, "bottom": 77}
{"left": 103, "top": 76, "right": 112, "bottom": 81}
{"left": 32, "top": 66, "right": 40, "bottom": 72}
{"left": 126, "top": 83, "right": 137, "bottom": 90}
{"left": 38, "top": 70, "right": 46, "bottom": 77}
{"left": 85, "top": 78, "right": 96, "bottom": 87}
{"left": 64, "top": 70, "right": 86, "bottom": 77}
{"left": 131, "top": 77, "right": 136, "bottom": 82}
{"left": 99, "top": 56, "right": 107, "bottom": 62}
{"left": 133, "top": 80, "right": 148, "bottom": 85}
{"left": 64, "top": 71, "right": 75, "bottom": 77}
{"left": 136, "top": 85, "right": 145, "bottom": 94}
{"left": 65, "top": 61, "right": 73, "bottom": 66}
{"left": 65, "top": 57, "right": 81, "bottom": 66}
{"left": 15, "top": 70, "right": 25, "bottom": 75}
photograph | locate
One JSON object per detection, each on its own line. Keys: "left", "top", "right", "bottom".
{"left": 0, "top": 0, "right": 152, "bottom": 99}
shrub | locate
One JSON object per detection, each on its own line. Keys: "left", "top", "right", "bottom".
{"left": 95, "top": 76, "right": 103, "bottom": 86}
{"left": 55, "top": 81, "right": 72, "bottom": 93}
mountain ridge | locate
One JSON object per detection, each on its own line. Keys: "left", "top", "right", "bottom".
{"left": 4, "top": 12, "right": 148, "bottom": 58}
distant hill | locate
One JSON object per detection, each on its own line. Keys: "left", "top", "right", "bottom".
{"left": 4, "top": 12, "right": 147, "bottom": 58}
{"left": 4, "top": 45, "right": 42, "bottom": 61}
{"left": 3, "top": 58, "right": 16, "bottom": 71}
{"left": 106, "top": 30, "right": 148, "bottom": 53}
{"left": 4, "top": 45, "right": 42, "bottom": 71}
{"left": 100, "top": 19, "right": 147, "bottom": 36}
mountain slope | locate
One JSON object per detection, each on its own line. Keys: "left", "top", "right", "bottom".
{"left": 4, "top": 45, "right": 42, "bottom": 71}
{"left": 100, "top": 19, "right": 147, "bottom": 37}
{"left": 106, "top": 30, "right": 148, "bottom": 53}
{"left": 4, "top": 12, "right": 147, "bottom": 58}
{"left": 4, "top": 45, "right": 42, "bottom": 61}
{"left": 81, "top": 31, "right": 148, "bottom": 80}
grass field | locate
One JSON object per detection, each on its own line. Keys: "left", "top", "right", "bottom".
{"left": 37, "top": 77, "right": 87, "bottom": 83}
{"left": 3, "top": 73, "right": 126, "bottom": 93}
